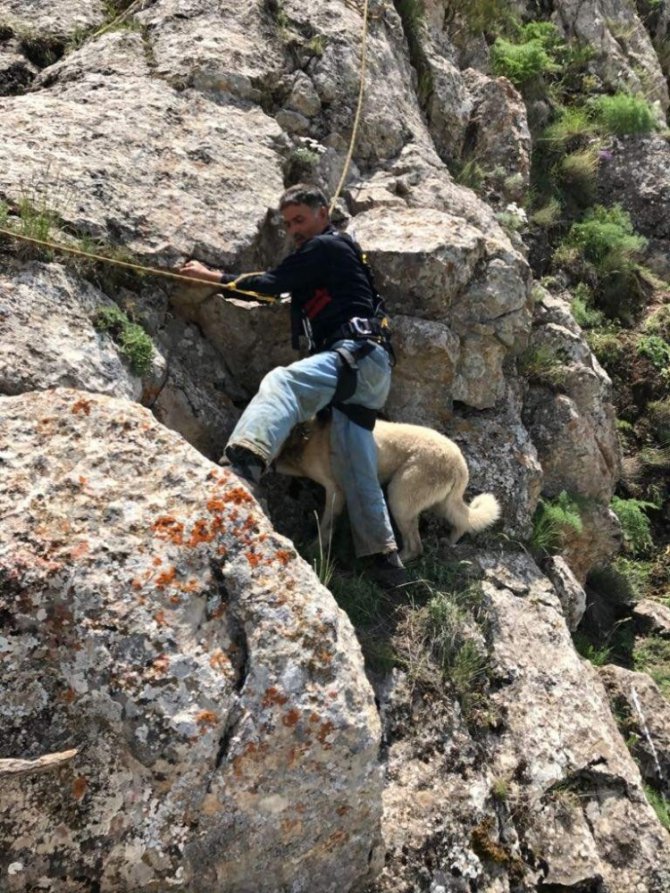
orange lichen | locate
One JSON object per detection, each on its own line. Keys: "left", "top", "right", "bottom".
{"left": 152, "top": 556, "right": 163, "bottom": 567}
{"left": 245, "top": 551, "right": 261, "bottom": 568}
{"left": 71, "top": 398, "right": 92, "bottom": 415}
{"left": 187, "top": 519, "right": 216, "bottom": 547}
{"left": 196, "top": 710, "right": 219, "bottom": 731}
{"left": 59, "top": 687, "right": 77, "bottom": 704}
{"left": 282, "top": 708, "right": 300, "bottom": 728}
{"left": 72, "top": 777, "right": 88, "bottom": 800}
{"left": 131, "top": 579, "right": 143, "bottom": 590}
{"left": 317, "top": 720, "right": 335, "bottom": 745}
{"left": 155, "top": 567, "right": 177, "bottom": 589}
{"left": 262, "top": 687, "right": 289, "bottom": 708}
{"left": 151, "top": 654, "right": 170, "bottom": 675}
{"left": 69, "top": 541, "right": 89, "bottom": 560}
{"left": 152, "top": 516, "right": 184, "bottom": 545}
{"left": 275, "top": 549, "right": 293, "bottom": 566}
{"left": 222, "top": 487, "right": 254, "bottom": 506}
{"left": 169, "top": 595, "right": 181, "bottom": 605}
{"left": 154, "top": 610, "right": 167, "bottom": 626}
{"left": 209, "top": 650, "right": 230, "bottom": 672}
{"left": 207, "top": 497, "right": 226, "bottom": 514}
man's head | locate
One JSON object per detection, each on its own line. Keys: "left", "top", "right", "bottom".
{"left": 279, "top": 184, "right": 330, "bottom": 249}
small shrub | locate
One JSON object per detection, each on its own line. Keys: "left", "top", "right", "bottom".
{"left": 572, "top": 631, "right": 611, "bottom": 666}
{"left": 556, "top": 147, "right": 599, "bottom": 203}
{"left": 644, "top": 785, "right": 670, "bottom": 832}
{"left": 518, "top": 345, "right": 568, "bottom": 389}
{"left": 531, "top": 197, "right": 562, "bottom": 228}
{"left": 492, "top": 35, "right": 557, "bottom": 86}
{"left": 571, "top": 283, "right": 605, "bottom": 328}
{"left": 93, "top": 305, "right": 153, "bottom": 376}
{"left": 585, "top": 330, "right": 626, "bottom": 369}
{"left": 643, "top": 304, "right": 670, "bottom": 341}
{"left": 591, "top": 93, "right": 657, "bottom": 136}
{"left": 566, "top": 204, "right": 646, "bottom": 270}
{"left": 634, "top": 636, "right": 670, "bottom": 695}
{"left": 648, "top": 398, "right": 670, "bottom": 442}
{"left": 542, "top": 106, "right": 596, "bottom": 149}
{"left": 611, "top": 495, "right": 655, "bottom": 556}
{"left": 454, "top": 158, "right": 485, "bottom": 191}
{"left": 531, "top": 491, "right": 583, "bottom": 554}
{"left": 636, "top": 334, "right": 670, "bottom": 372}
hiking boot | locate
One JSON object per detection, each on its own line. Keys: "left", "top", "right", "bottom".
{"left": 220, "top": 445, "right": 266, "bottom": 499}
{"left": 367, "top": 550, "right": 410, "bottom": 590}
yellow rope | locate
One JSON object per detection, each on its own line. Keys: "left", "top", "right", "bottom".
{"left": 0, "top": 227, "right": 278, "bottom": 303}
{"left": 329, "top": 0, "right": 370, "bottom": 214}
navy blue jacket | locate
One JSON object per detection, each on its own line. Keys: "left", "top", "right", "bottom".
{"left": 220, "top": 225, "right": 377, "bottom": 350}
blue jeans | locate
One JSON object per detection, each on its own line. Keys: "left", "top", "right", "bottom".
{"left": 226, "top": 340, "right": 397, "bottom": 557}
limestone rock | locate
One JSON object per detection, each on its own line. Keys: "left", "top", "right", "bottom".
{"left": 523, "top": 290, "right": 621, "bottom": 504}
{"left": 634, "top": 599, "right": 670, "bottom": 638}
{"left": 0, "top": 262, "right": 140, "bottom": 400}
{"left": 0, "top": 388, "right": 382, "bottom": 893}
{"left": 479, "top": 552, "right": 670, "bottom": 891}
{"left": 600, "top": 664, "right": 670, "bottom": 798}
{"left": 0, "top": 30, "right": 285, "bottom": 266}
{"left": 545, "top": 554, "right": 587, "bottom": 630}
{"left": 551, "top": 0, "right": 669, "bottom": 113}
{"left": 353, "top": 206, "right": 531, "bottom": 411}
{"left": 461, "top": 69, "right": 532, "bottom": 202}
{"left": 0, "top": 0, "right": 105, "bottom": 36}
{"left": 449, "top": 381, "right": 543, "bottom": 540}
{"left": 597, "top": 135, "right": 670, "bottom": 279}
{"left": 561, "top": 502, "right": 623, "bottom": 583}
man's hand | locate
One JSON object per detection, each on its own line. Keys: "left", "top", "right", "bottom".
{"left": 177, "top": 260, "right": 222, "bottom": 284}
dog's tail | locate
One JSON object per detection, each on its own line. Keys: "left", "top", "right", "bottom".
{"left": 438, "top": 488, "right": 501, "bottom": 545}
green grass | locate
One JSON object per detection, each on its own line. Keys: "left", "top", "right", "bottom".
{"left": 637, "top": 334, "right": 670, "bottom": 372}
{"left": 611, "top": 496, "right": 655, "bottom": 556}
{"left": 517, "top": 345, "right": 568, "bottom": 389}
{"left": 591, "top": 93, "right": 657, "bottom": 136}
{"left": 573, "top": 631, "right": 612, "bottom": 666}
{"left": 542, "top": 106, "right": 597, "bottom": 150}
{"left": 571, "top": 284, "right": 605, "bottom": 329}
{"left": 644, "top": 785, "right": 670, "bottom": 832}
{"left": 93, "top": 305, "right": 153, "bottom": 376}
{"left": 531, "top": 491, "right": 583, "bottom": 554}
{"left": 634, "top": 637, "right": 670, "bottom": 696}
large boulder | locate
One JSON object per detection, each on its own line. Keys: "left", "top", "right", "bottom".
{"left": 522, "top": 289, "right": 621, "bottom": 503}
{"left": 0, "top": 388, "right": 383, "bottom": 893}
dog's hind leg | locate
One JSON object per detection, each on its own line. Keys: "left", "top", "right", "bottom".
{"left": 386, "top": 471, "right": 424, "bottom": 563}
{"left": 319, "top": 484, "right": 345, "bottom": 545}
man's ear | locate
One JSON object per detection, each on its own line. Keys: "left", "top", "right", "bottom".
{"left": 317, "top": 205, "right": 329, "bottom": 226}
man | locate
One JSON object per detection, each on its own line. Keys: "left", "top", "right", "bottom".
{"left": 179, "top": 184, "right": 408, "bottom": 588}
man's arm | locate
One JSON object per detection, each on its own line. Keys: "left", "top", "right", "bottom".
{"left": 178, "top": 239, "right": 326, "bottom": 298}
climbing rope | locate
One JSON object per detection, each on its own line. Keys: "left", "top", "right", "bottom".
{"left": 329, "top": 0, "right": 370, "bottom": 214}
{"left": 0, "top": 227, "right": 278, "bottom": 303}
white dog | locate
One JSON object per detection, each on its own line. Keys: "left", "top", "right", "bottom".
{"left": 275, "top": 417, "right": 501, "bottom": 562}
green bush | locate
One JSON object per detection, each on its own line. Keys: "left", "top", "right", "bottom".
{"left": 542, "top": 106, "right": 596, "bottom": 149}
{"left": 585, "top": 330, "right": 626, "bottom": 369}
{"left": 611, "top": 495, "right": 655, "bottom": 556}
{"left": 531, "top": 491, "right": 583, "bottom": 553}
{"left": 644, "top": 786, "right": 670, "bottom": 832}
{"left": 636, "top": 334, "right": 670, "bottom": 372}
{"left": 492, "top": 35, "right": 557, "bottom": 86}
{"left": 93, "top": 305, "right": 153, "bottom": 376}
{"left": 591, "top": 93, "right": 657, "bottom": 136}
{"left": 518, "top": 345, "right": 568, "bottom": 389}
{"left": 648, "top": 398, "right": 670, "bottom": 442}
{"left": 566, "top": 204, "right": 646, "bottom": 269}
{"left": 571, "top": 283, "right": 605, "bottom": 328}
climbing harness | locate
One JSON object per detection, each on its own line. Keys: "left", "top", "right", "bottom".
{"left": 331, "top": 341, "right": 378, "bottom": 431}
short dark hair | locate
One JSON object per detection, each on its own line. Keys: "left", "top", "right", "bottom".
{"left": 279, "top": 183, "right": 329, "bottom": 211}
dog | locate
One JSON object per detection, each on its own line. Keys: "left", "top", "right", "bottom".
{"left": 275, "top": 417, "right": 501, "bottom": 562}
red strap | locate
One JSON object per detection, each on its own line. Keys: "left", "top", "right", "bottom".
{"left": 304, "top": 287, "right": 332, "bottom": 319}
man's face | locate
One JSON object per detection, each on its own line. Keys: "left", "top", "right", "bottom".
{"left": 282, "top": 202, "right": 329, "bottom": 248}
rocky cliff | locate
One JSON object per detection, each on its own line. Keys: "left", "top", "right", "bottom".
{"left": 0, "top": 0, "right": 669, "bottom": 891}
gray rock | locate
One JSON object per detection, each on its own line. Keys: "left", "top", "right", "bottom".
{"left": 600, "top": 664, "right": 670, "bottom": 798}
{"left": 0, "top": 388, "right": 383, "bottom": 893}
{"left": 545, "top": 554, "right": 587, "bottom": 630}
{"left": 0, "top": 262, "right": 140, "bottom": 400}
{"left": 634, "top": 600, "right": 670, "bottom": 638}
